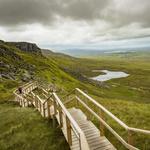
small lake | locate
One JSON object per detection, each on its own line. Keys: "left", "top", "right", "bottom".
{"left": 90, "top": 70, "right": 129, "bottom": 82}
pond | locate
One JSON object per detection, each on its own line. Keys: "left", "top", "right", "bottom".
{"left": 90, "top": 70, "right": 129, "bottom": 82}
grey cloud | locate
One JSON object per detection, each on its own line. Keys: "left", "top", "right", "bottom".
{"left": 0, "top": 0, "right": 110, "bottom": 27}
{"left": 0, "top": 0, "right": 150, "bottom": 44}
{"left": 0, "top": 0, "right": 59, "bottom": 26}
{"left": 102, "top": 0, "right": 150, "bottom": 27}
{"left": 61, "top": 0, "right": 110, "bottom": 20}
{"left": 1, "top": 0, "right": 150, "bottom": 28}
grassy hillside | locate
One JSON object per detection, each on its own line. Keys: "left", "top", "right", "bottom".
{"left": 0, "top": 102, "right": 69, "bottom": 150}
{"left": 42, "top": 49, "right": 150, "bottom": 149}
{"left": 0, "top": 42, "right": 79, "bottom": 150}
{"left": 0, "top": 42, "right": 150, "bottom": 149}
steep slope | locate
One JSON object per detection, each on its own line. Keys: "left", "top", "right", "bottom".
{"left": 41, "top": 49, "right": 150, "bottom": 149}
{"left": 1, "top": 41, "right": 150, "bottom": 149}
{"left": 0, "top": 40, "right": 80, "bottom": 150}
{"left": 0, "top": 103, "right": 69, "bottom": 150}
{"left": 0, "top": 40, "right": 80, "bottom": 101}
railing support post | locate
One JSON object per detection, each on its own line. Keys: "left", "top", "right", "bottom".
{"left": 43, "top": 103, "right": 46, "bottom": 117}
{"left": 58, "top": 107, "right": 63, "bottom": 128}
{"left": 47, "top": 101, "right": 51, "bottom": 118}
{"left": 128, "top": 130, "right": 134, "bottom": 146}
{"left": 39, "top": 101, "right": 42, "bottom": 113}
{"left": 99, "top": 109, "right": 105, "bottom": 136}
{"left": 52, "top": 115, "right": 56, "bottom": 127}
{"left": 53, "top": 100, "right": 57, "bottom": 115}
{"left": 66, "top": 116, "right": 72, "bottom": 146}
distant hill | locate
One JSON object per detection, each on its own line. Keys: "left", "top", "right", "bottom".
{"left": 0, "top": 40, "right": 76, "bottom": 85}
{"left": 60, "top": 46, "right": 150, "bottom": 57}
{"left": 42, "top": 49, "right": 75, "bottom": 59}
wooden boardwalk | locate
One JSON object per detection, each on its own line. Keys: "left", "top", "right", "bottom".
{"left": 14, "top": 82, "right": 150, "bottom": 150}
{"left": 68, "top": 108, "right": 116, "bottom": 150}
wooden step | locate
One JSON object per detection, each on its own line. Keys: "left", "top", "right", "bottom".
{"left": 68, "top": 108, "right": 116, "bottom": 150}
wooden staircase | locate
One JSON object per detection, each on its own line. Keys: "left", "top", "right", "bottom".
{"left": 13, "top": 82, "right": 150, "bottom": 150}
{"left": 68, "top": 108, "right": 115, "bottom": 150}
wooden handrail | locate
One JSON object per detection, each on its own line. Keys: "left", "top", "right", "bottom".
{"left": 76, "top": 96, "right": 139, "bottom": 150}
{"left": 75, "top": 88, "right": 150, "bottom": 135}
{"left": 76, "top": 88, "right": 128, "bottom": 130}
{"left": 53, "top": 93, "right": 90, "bottom": 150}
{"left": 14, "top": 82, "right": 149, "bottom": 150}
{"left": 53, "top": 93, "right": 83, "bottom": 136}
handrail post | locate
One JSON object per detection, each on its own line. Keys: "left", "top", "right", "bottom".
{"left": 53, "top": 100, "right": 57, "bottom": 115}
{"left": 58, "top": 106, "right": 63, "bottom": 128}
{"left": 34, "top": 97, "right": 37, "bottom": 108}
{"left": 39, "top": 101, "right": 42, "bottom": 113}
{"left": 66, "top": 116, "right": 72, "bottom": 146}
{"left": 52, "top": 97, "right": 57, "bottom": 127}
{"left": 36, "top": 98, "right": 39, "bottom": 109}
{"left": 43, "top": 103, "right": 46, "bottom": 117}
{"left": 99, "top": 109, "right": 105, "bottom": 136}
{"left": 47, "top": 101, "right": 51, "bottom": 118}
{"left": 128, "top": 130, "right": 134, "bottom": 147}
{"left": 75, "top": 89, "right": 79, "bottom": 107}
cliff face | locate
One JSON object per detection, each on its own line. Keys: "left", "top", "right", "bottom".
{"left": 6, "top": 42, "right": 41, "bottom": 54}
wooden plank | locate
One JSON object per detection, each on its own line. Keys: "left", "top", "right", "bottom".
{"left": 68, "top": 108, "right": 116, "bottom": 150}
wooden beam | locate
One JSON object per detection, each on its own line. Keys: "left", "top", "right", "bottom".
{"left": 128, "top": 130, "right": 134, "bottom": 146}
{"left": 66, "top": 116, "right": 72, "bottom": 146}
{"left": 43, "top": 103, "right": 46, "bottom": 117}
{"left": 99, "top": 109, "right": 105, "bottom": 136}
{"left": 47, "top": 101, "right": 51, "bottom": 118}
{"left": 58, "top": 107, "right": 63, "bottom": 128}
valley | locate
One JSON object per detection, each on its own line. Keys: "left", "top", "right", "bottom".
{"left": 0, "top": 41, "right": 150, "bottom": 149}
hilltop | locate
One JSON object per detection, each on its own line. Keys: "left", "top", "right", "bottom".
{"left": 0, "top": 40, "right": 150, "bottom": 149}
{"left": 6, "top": 41, "right": 42, "bottom": 54}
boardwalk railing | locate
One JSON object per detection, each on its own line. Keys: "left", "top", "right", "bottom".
{"left": 52, "top": 93, "right": 90, "bottom": 150}
{"left": 64, "top": 88, "right": 150, "bottom": 150}
{"left": 14, "top": 82, "right": 150, "bottom": 150}
{"left": 14, "top": 82, "right": 90, "bottom": 150}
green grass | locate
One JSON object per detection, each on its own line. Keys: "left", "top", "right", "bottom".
{"left": 44, "top": 50, "right": 150, "bottom": 149}
{"left": 0, "top": 102, "right": 69, "bottom": 150}
{"left": 1, "top": 44, "right": 150, "bottom": 149}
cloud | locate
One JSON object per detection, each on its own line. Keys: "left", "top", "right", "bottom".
{"left": 103, "top": 0, "right": 150, "bottom": 27}
{"left": 0, "top": 0, "right": 58, "bottom": 26}
{"left": 0, "top": 0, "right": 110, "bottom": 27}
{"left": 0, "top": 0, "right": 150, "bottom": 49}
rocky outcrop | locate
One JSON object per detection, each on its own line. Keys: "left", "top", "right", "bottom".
{"left": 6, "top": 42, "right": 41, "bottom": 54}
{"left": 0, "top": 44, "right": 22, "bottom": 61}
{"left": 0, "top": 42, "right": 36, "bottom": 81}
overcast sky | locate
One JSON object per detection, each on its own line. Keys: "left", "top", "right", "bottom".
{"left": 0, "top": 0, "right": 150, "bottom": 51}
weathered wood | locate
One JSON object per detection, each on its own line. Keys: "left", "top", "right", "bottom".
{"left": 75, "top": 96, "right": 138, "bottom": 150}
{"left": 128, "top": 130, "right": 134, "bottom": 146}
{"left": 68, "top": 108, "right": 116, "bottom": 150}
{"left": 39, "top": 101, "right": 42, "bottom": 113}
{"left": 43, "top": 103, "right": 46, "bottom": 117}
{"left": 66, "top": 116, "right": 72, "bottom": 146}
{"left": 99, "top": 109, "right": 105, "bottom": 136}
{"left": 47, "top": 101, "right": 51, "bottom": 118}
{"left": 53, "top": 100, "right": 57, "bottom": 115}
{"left": 58, "top": 107, "right": 63, "bottom": 128}
{"left": 14, "top": 83, "right": 150, "bottom": 150}
{"left": 52, "top": 115, "right": 56, "bottom": 127}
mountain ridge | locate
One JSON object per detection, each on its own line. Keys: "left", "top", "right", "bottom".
{"left": 6, "top": 41, "right": 42, "bottom": 54}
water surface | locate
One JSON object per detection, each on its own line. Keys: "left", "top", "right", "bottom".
{"left": 90, "top": 70, "right": 129, "bottom": 82}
